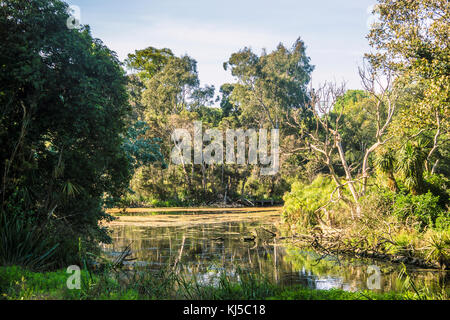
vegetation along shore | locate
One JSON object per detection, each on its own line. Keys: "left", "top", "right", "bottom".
{"left": 0, "top": 0, "right": 448, "bottom": 301}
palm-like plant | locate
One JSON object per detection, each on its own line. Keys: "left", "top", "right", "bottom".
{"left": 375, "top": 148, "right": 399, "bottom": 192}
{"left": 396, "top": 139, "right": 429, "bottom": 195}
{"left": 424, "top": 232, "right": 450, "bottom": 270}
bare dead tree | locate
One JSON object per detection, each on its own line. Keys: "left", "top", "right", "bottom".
{"left": 359, "top": 62, "right": 398, "bottom": 195}
{"left": 287, "top": 65, "right": 399, "bottom": 219}
{"left": 288, "top": 82, "right": 361, "bottom": 217}
{"left": 425, "top": 110, "right": 448, "bottom": 174}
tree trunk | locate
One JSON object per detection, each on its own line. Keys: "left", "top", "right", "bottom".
{"left": 335, "top": 137, "right": 361, "bottom": 217}
{"left": 361, "top": 141, "right": 381, "bottom": 195}
{"left": 387, "top": 171, "right": 399, "bottom": 193}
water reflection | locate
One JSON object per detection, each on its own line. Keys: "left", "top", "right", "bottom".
{"left": 103, "top": 218, "right": 448, "bottom": 294}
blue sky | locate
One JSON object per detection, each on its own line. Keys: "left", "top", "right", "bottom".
{"left": 66, "top": 0, "right": 377, "bottom": 94}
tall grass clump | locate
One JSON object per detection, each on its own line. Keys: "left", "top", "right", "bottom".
{"left": 0, "top": 211, "right": 59, "bottom": 271}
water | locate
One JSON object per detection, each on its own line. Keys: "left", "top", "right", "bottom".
{"left": 104, "top": 208, "right": 448, "bottom": 295}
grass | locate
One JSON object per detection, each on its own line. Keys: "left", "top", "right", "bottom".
{"left": 0, "top": 265, "right": 440, "bottom": 300}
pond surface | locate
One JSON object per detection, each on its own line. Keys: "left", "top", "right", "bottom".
{"left": 104, "top": 208, "right": 448, "bottom": 295}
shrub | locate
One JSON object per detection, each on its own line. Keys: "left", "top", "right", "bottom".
{"left": 392, "top": 191, "right": 447, "bottom": 231}
{"left": 425, "top": 173, "right": 450, "bottom": 208}
{"left": 360, "top": 188, "right": 395, "bottom": 217}
{"left": 435, "top": 214, "right": 450, "bottom": 231}
{"left": 282, "top": 175, "right": 345, "bottom": 228}
{"left": 422, "top": 230, "right": 450, "bottom": 267}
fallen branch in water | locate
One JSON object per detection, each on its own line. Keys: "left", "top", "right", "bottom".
{"left": 286, "top": 230, "right": 442, "bottom": 270}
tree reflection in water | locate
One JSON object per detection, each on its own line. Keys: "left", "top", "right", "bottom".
{"left": 102, "top": 218, "right": 448, "bottom": 294}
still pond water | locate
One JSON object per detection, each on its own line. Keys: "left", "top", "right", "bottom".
{"left": 103, "top": 208, "right": 448, "bottom": 295}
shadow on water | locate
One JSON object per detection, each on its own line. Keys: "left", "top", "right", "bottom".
{"left": 103, "top": 210, "right": 448, "bottom": 294}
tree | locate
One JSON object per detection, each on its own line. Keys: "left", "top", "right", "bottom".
{"left": 358, "top": 63, "right": 398, "bottom": 195}
{"left": 290, "top": 66, "right": 399, "bottom": 217}
{"left": 397, "top": 139, "right": 429, "bottom": 195}
{"left": 367, "top": 0, "right": 449, "bottom": 174}
{"left": 221, "top": 39, "right": 314, "bottom": 200}
{"left": 217, "top": 84, "right": 239, "bottom": 118}
{"left": 142, "top": 55, "right": 201, "bottom": 117}
{"left": 224, "top": 38, "right": 314, "bottom": 130}
{"left": 331, "top": 90, "right": 376, "bottom": 175}
{"left": 122, "top": 121, "right": 164, "bottom": 170}
{"left": 0, "top": 0, "right": 134, "bottom": 266}
{"left": 125, "top": 46, "right": 174, "bottom": 81}
{"left": 296, "top": 83, "right": 362, "bottom": 214}
{"left": 374, "top": 147, "right": 399, "bottom": 192}
{"left": 128, "top": 52, "right": 223, "bottom": 202}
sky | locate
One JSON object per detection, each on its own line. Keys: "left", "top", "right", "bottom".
{"left": 66, "top": 0, "right": 378, "bottom": 97}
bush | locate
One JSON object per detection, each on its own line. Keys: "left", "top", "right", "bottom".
{"left": 392, "top": 191, "right": 448, "bottom": 231}
{"left": 282, "top": 175, "right": 345, "bottom": 227}
{"left": 435, "top": 214, "right": 450, "bottom": 231}
{"left": 425, "top": 173, "right": 450, "bottom": 208}
{"left": 119, "top": 193, "right": 194, "bottom": 208}
{"left": 360, "top": 188, "right": 395, "bottom": 217}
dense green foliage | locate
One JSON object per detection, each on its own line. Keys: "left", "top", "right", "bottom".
{"left": 0, "top": 0, "right": 448, "bottom": 301}
{"left": 392, "top": 191, "right": 448, "bottom": 231}
{"left": 125, "top": 46, "right": 174, "bottom": 81}
{"left": 281, "top": 0, "right": 449, "bottom": 270}
{"left": 283, "top": 175, "right": 346, "bottom": 228}
{"left": 123, "top": 38, "right": 314, "bottom": 206}
{"left": 0, "top": 0, "right": 160, "bottom": 268}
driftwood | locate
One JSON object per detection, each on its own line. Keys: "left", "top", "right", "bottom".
{"left": 288, "top": 231, "right": 442, "bottom": 269}
{"left": 240, "top": 197, "right": 255, "bottom": 207}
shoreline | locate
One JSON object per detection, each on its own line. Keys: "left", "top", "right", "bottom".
{"left": 105, "top": 207, "right": 282, "bottom": 227}
{"left": 106, "top": 206, "right": 283, "bottom": 214}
